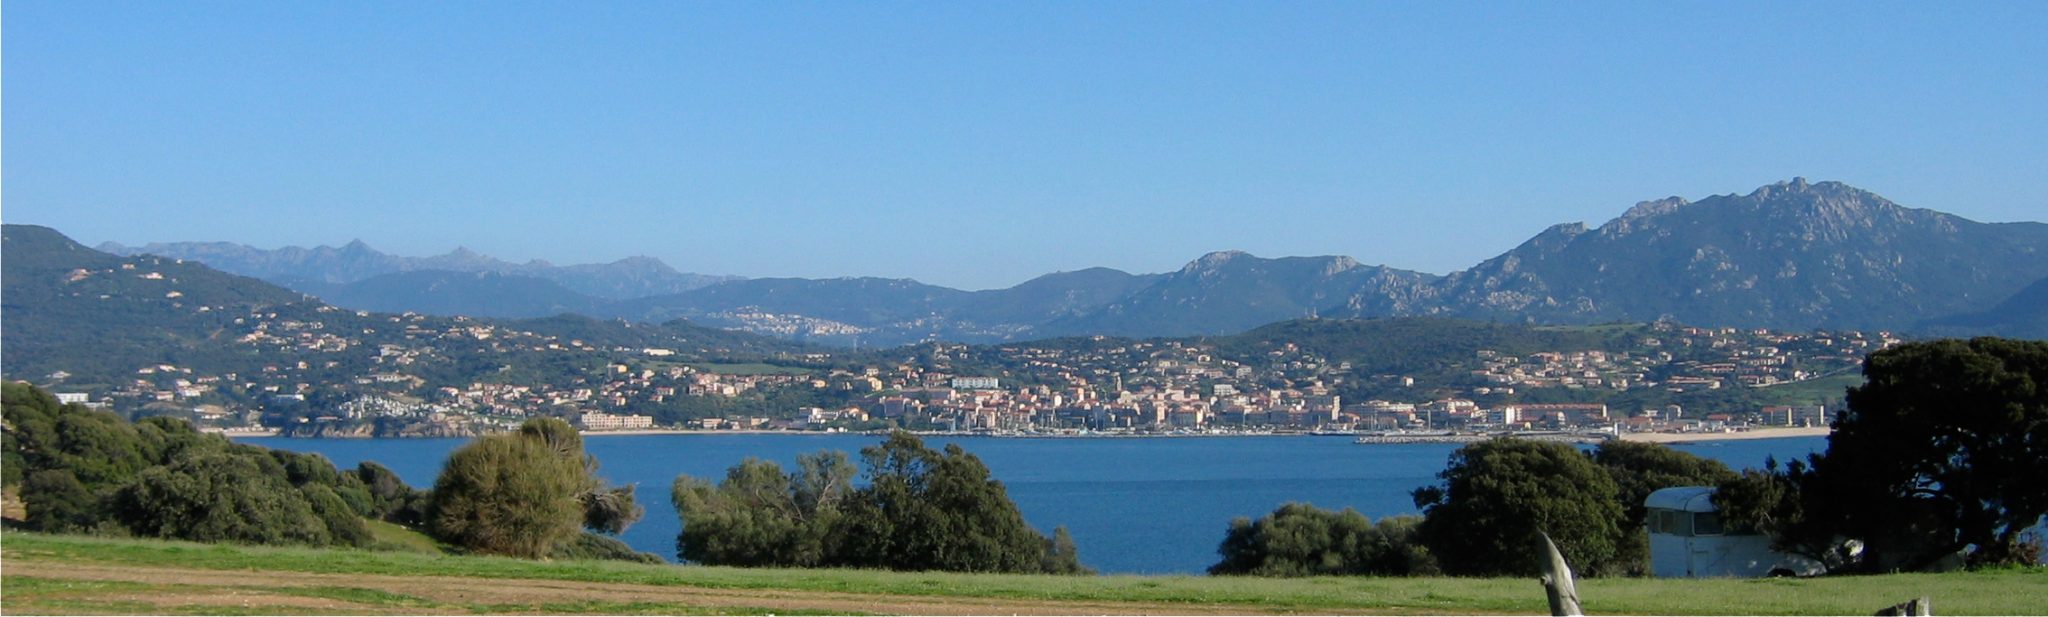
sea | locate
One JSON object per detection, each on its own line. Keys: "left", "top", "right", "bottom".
{"left": 239, "top": 433, "right": 1827, "bottom": 574}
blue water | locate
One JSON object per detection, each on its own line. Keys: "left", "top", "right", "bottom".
{"left": 240, "top": 434, "right": 1827, "bottom": 574}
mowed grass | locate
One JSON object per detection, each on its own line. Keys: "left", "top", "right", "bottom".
{"left": 5, "top": 533, "right": 2045, "bottom": 615}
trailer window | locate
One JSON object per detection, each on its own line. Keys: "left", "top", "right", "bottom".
{"left": 1694, "top": 512, "right": 1724, "bottom": 535}
{"left": 1649, "top": 509, "right": 1693, "bottom": 536}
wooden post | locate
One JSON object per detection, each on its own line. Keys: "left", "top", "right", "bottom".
{"left": 1537, "top": 531, "right": 1583, "bottom": 616}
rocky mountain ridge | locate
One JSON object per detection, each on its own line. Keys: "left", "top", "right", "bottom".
{"left": 83, "top": 179, "right": 2048, "bottom": 344}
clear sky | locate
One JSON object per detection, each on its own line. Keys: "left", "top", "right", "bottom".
{"left": 6, "top": 2, "right": 2046, "bottom": 290}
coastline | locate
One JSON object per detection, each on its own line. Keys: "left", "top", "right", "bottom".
{"left": 244, "top": 426, "right": 1836, "bottom": 442}
{"left": 580, "top": 428, "right": 811, "bottom": 437}
{"left": 1618, "top": 426, "right": 1830, "bottom": 443}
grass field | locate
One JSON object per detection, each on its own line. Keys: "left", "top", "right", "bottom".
{"left": 1753, "top": 372, "right": 1863, "bottom": 405}
{"left": 4, "top": 533, "right": 2044, "bottom": 615}
{"left": 361, "top": 520, "right": 444, "bottom": 554}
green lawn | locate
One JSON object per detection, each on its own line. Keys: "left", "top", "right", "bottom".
{"left": 1753, "top": 372, "right": 1863, "bottom": 405}
{"left": 5, "top": 533, "right": 2043, "bottom": 615}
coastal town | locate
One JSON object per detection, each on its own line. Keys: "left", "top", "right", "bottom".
{"left": 32, "top": 278, "right": 1890, "bottom": 438}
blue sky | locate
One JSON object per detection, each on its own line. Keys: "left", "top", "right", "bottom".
{"left": 7, "top": 2, "right": 2046, "bottom": 290}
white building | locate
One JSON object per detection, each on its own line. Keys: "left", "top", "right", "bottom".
{"left": 578, "top": 411, "right": 655, "bottom": 431}
{"left": 951, "top": 376, "right": 1000, "bottom": 390}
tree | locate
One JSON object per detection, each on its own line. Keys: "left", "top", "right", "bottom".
{"left": 520, "top": 417, "right": 645, "bottom": 537}
{"left": 1209, "top": 503, "right": 1434, "bottom": 576}
{"left": 355, "top": 461, "right": 429, "bottom": 526}
{"left": 3, "top": 382, "right": 417, "bottom": 549}
{"left": 299, "top": 483, "right": 374, "bottom": 547}
{"left": 109, "top": 449, "right": 334, "bottom": 546}
{"left": 1823, "top": 338, "right": 2048, "bottom": 569}
{"left": 22, "top": 469, "right": 100, "bottom": 533}
{"left": 1592, "top": 440, "right": 1737, "bottom": 575}
{"left": 673, "top": 432, "right": 1089, "bottom": 574}
{"left": 1713, "top": 455, "right": 1862, "bottom": 570}
{"left": 426, "top": 418, "right": 642, "bottom": 559}
{"left": 426, "top": 430, "right": 586, "bottom": 557}
{"left": 1413, "top": 438, "right": 1627, "bottom": 576}
{"left": 1041, "top": 526, "right": 1091, "bottom": 575}
{"left": 3, "top": 383, "right": 152, "bottom": 490}
{"left": 673, "top": 455, "right": 845, "bottom": 567}
{"left": 832, "top": 432, "right": 1057, "bottom": 573}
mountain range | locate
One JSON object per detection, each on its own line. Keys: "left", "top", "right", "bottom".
{"left": 2, "top": 224, "right": 809, "bottom": 386}
{"left": 92, "top": 179, "right": 2048, "bottom": 344}
{"left": 94, "top": 239, "right": 738, "bottom": 301}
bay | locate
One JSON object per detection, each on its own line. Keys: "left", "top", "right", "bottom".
{"left": 239, "top": 434, "right": 1826, "bottom": 574}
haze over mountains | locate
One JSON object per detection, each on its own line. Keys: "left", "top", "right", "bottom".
{"left": 94, "top": 179, "right": 2048, "bottom": 344}
{"left": 94, "top": 238, "right": 739, "bottom": 301}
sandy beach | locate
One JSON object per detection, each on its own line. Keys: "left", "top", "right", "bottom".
{"left": 1619, "top": 426, "right": 1830, "bottom": 443}
{"left": 580, "top": 428, "right": 801, "bottom": 437}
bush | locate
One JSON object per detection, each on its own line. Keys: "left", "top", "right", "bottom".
{"left": 110, "top": 449, "right": 333, "bottom": 546}
{"left": 22, "top": 469, "right": 100, "bottom": 533}
{"left": 4, "top": 382, "right": 421, "bottom": 550}
{"left": 425, "top": 431, "right": 586, "bottom": 558}
{"left": 674, "top": 456, "right": 843, "bottom": 567}
{"left": 553, "top": 532, "right": 664, "bottom": 564}
{"left": 1210, "top": 503, "right": 1435, "bottom": 576}
{"left": 300, "top": 483, "right": 374, "bottom": 548}
{"left": 426, "top": 418, "right": 642, "bottom": 559}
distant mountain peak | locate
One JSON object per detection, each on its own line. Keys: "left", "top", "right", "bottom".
{"left": 1323, "top": 255, "right": 1363, "bottom": 275}
{"left": 1196, "top": 250, "right": 1249, "bottom": 265}
{"left": 1618, "top": 196, "right": 1690, "bottom": 219}
{"left": 1178, "top": 250, "right": 1250, "bottom": 274}
{"left": 1744, "top": 177, "right": 1879, "bottom": 203}
{"left": 1602, "top": 196, "right": 1691, "bottom": 235}
{"left": 611, "top": 255, "right": 667, "bottom": 268}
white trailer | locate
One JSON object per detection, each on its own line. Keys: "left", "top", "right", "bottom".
{"left": 1645, "top": 486, "right": 1823, "bottom": 578}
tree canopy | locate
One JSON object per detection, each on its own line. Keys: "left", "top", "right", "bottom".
{"left": 1209, "top": 503, "right": 1435, "bottom": 576}
{"left": 1833, "top": 338, "right": 2048, "bottom": 568}
{"left": 1716, "top": 337, "right": 2048, "bottom": 572}
{"left": 426, "top": 417, "right": 643, "bottom": 558}
{"left": 3, "top": 382, "right": 390, "bottom": 548}
{"left": 1592, "top": 439, "right": 1738, "bottom": 575}
{"left": 1412, "top": 438, "right": 1628, "bottom": 576}
{"left": 673, "top": 453, "right": 852, "bottom": 567}
{"left": 673, "top": 431, "right": 1088, "bottom": 574}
